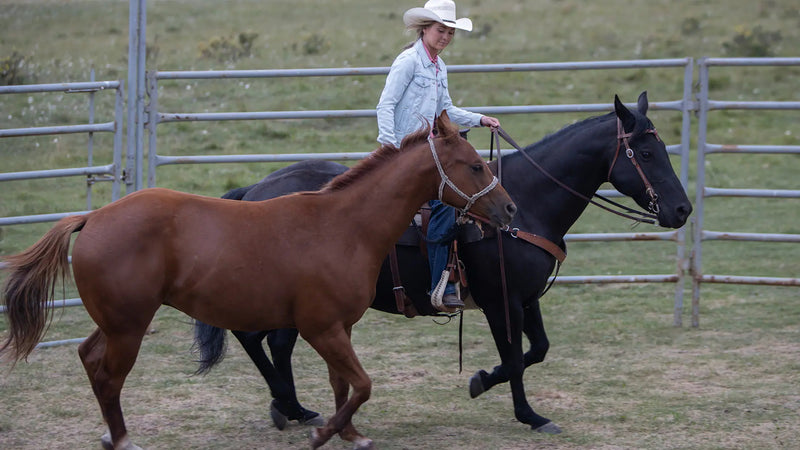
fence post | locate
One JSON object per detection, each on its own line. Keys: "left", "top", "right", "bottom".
{"left": 126, "top": 0, "right": 147, "bottom": 193}
{"left": 672, "top": 58, "right": 695, "bottom": 327}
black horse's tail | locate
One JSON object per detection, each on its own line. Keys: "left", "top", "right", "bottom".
{"left": 192, "top": 321, "right": 228, "bottom": 375}
{"left": 221, "top": 184, "right": 255, "bottom": 201}
{"left": 192, "top": 183, "right": 255, "bottom": 374}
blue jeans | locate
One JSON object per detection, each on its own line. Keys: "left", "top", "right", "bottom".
{"left": 427, "top": 200, "right": 457, "bottom": 295}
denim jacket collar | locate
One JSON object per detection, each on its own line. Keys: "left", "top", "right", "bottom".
{"left": 414, "top": 39, "right": 440, "bottom": 71}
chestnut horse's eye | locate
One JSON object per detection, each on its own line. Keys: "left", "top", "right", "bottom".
{"left": 471, "top": 164, "right": 483, "bottom": 173}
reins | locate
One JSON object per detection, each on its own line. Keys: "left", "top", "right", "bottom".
{"left": 492, "top": 125, "right": 659, "bottom": 225}
{"left": 485, "top": 122, "right": 661, "bottom": 343}
{"left": 490, "top": 130, "right": 513, "bottom": 344}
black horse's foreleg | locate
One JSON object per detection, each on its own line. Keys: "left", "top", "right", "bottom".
{"left": 265, "top": 329, "right": 323, "bottom": 425}
{"left": 266, "top": 328, "right": 301, "bottom": 396}
{"left": 469, "top": 300, "right": 555, "bottom": 432}
{"left": 521, "top": 298, "right": 550, "bottom": 366}
{"left": 231, "top": 329, "right": 321, "bottom": 428}
{"left": 470, "top": 297, "right": 549, "bottom": 393}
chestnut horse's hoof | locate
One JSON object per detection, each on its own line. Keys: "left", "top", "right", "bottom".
{"left": 100, "top": 431, "right": 143, "bottom": 450}
{"left": 310, "top": 428, "right": 329, "bottom": 449}
{"left": 101, "top": 432, "right": 113, "bottom": 450}
{"left": 533, "top": 421, "right": 562, "bottom": 434}
{"left": 352, "top": 436, "right": 375, "bottom": 450}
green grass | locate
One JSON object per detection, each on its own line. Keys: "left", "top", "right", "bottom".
{"left": 0, "top": 284, "right": 797, "bottom": 449}
{"left": 1, "top": 0, "right": 799, "bottom": 449}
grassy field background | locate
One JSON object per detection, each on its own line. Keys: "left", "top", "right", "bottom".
{"left": 1, "top": 0, "right": 799, "bottom": 449}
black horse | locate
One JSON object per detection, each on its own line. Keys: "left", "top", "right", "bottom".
{"left": 195, "top": 92, "right": 692, "bottom": 433}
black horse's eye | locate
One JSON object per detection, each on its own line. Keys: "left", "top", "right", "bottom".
{"left": 640, "top": 150, "right": 653, "bottom": 160}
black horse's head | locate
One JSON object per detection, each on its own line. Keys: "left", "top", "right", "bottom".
{"left": 608, "top": 92, "right": 692, "bottom": 228}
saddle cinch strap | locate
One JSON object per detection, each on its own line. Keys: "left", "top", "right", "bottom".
{"left": 389, "top": 247, "right": 418, "bottom": 318}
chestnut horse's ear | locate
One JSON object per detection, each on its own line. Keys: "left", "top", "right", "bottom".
{"left": 614, "top": 94, "right": 636, "bottom": 133}
{"left": 433, "top": 110, "right": 455, "bottom": 137}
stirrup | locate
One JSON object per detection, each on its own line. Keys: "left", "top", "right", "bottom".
{"left": 430, "top": 269, "right": 450, "bottom": 311}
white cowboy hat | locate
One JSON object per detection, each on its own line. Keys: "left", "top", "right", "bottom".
{"left": 403, "top": 0, "right": 473, "bottom": 32}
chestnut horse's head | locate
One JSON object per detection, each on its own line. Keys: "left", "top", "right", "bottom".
{"left": 428, "top": 111, "right": 516, "bottom": 228}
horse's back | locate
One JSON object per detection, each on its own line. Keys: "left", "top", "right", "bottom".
{"left": 68, "top": 187, "right": 329, "bottom": 330}
{"left": 243, "top": 160, "right": 348, "bottom": 201}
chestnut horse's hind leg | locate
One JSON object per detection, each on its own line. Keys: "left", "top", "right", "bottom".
{"left": 305, "top": 326, "right": 374, "bottom": 450}
{"left": 78, "top": 328, "right": 145, "bottom": 450}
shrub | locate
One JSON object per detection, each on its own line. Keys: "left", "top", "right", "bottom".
{"left": 199, "top": 32, "right": 259, "bottom": 62}
{"left": 302, "top": 33, "right": 329, "bottom": 55}
{"left": 722, "top": 25, "right": 782, "bottom": 57}
{"left": 0, "top": 51, "right": 28, "bottom": 85}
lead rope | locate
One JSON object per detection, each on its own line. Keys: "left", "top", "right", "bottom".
{"left": 491, "top": 130, "right": 513, "bottom": 344}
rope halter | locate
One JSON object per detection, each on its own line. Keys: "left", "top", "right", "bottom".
{"left": 428, "top": 135, "right": 499, "bottom": 215}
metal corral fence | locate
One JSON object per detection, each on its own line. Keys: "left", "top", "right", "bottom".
{"left": 143, "top": 58, "right": 695, "bottom": 325}
{"left": 0, "top": 76, "right": 127, "bottom": 221}
{"left": 4, "top": 57, "right": 799, "bottom": 349}
{"left": 691, "top": 57, "right": 800, "bottom": 327}
{"left": 0, "top": 74, "right": 126, "bottom": 347}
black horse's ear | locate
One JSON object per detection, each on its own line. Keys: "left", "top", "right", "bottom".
{"left": 429, "top": 115, "right": 439, "bottom": 137}
{"left": 637, "top": 91, "right": 649, "bottom": 115}
{"left": 614, "top": 94, "right": 636, "bottom": 133}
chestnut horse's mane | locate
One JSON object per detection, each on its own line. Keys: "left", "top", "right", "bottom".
{"left": 321, "top": 125, "right": 433, "bottom": 193}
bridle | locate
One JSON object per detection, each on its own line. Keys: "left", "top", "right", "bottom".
{"left": 608, "top": 119, "right": 661, "bottom": 215}
{"left": 491, "top": 120, "right": 660, "bottom": 225}
{"left": 428, "top": 135, "right": 499, "bottom": 215}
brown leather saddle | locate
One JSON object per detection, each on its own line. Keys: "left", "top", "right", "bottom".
{"left": 389, "top": 208, "right": 566, "bottom": 318}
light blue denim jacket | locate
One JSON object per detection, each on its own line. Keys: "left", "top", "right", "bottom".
{"left": 376, "top": 39, "right": 484, "bottom": 147}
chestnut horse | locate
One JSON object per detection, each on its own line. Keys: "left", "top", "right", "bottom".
{"left": 0, "top": 112, "right": 516, "bottom": 450}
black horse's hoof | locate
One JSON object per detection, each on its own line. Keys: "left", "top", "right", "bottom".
{"left": 532, "top": 421, "right": 562, "bottom": 434}
{"left": 299, "top": 409, "right": 325, "bottom": 427}
{"left": 270, "top": 400, "right": 324, "bottom": 430}
{"left": 270, "top": 400, "right": 289, "bottom": 430}
{"left": 469, "top": 370, "right": 487, "bottom": 398}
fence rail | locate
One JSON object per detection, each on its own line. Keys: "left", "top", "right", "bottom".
{"left": 690, "top": 57, "right": 800, "bottom": 326}
{"left": 2, "top": 57, "right": 798, "bottom": 350}
{"left": 143, "top": 58, "right": 694, "bottom": 326}
{"left": 0, "top": 78, "right": 126, "bottom": 226}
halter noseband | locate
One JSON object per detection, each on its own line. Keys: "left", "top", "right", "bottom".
{"left": 428, "top": 135, "right": 499, "bottom": 215}
{"left": 608, "top": 118, "right": 661, "bottom": 215}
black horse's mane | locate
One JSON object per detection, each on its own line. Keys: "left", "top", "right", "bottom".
{"left": 522, "top": 112, "right": 617, "bottom": 155}
{"left": 523, "top": 108, "right": 652, "bottom": 157}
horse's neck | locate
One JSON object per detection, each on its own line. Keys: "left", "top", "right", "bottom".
{"left": 500, "top": 130, "right": 612, "bottom": 239}
{"left": 333, "top": 148, "right": 435, "bottom": 249}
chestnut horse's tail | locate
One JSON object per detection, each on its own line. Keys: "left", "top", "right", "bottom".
{"left": 0, "top": 214, "right": 88, "bottom": 363}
